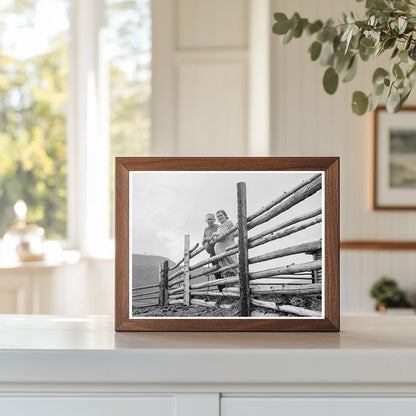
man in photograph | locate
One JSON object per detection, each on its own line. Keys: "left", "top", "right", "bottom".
{"left": 202, "top": 213, "right": 218, "bottom": 256}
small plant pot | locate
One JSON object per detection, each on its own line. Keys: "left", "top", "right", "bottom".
{"left": 375, "top": 301, "right": 386, "bottom": 313}
{"left": 375, "top": 302, "right": 415, "bottom": 315}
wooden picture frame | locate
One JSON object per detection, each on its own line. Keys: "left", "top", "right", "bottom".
{"left": 373, "top": 106, "right": 416, "bottom": 210}
{"left": 115, "top": 157, "right": 339, "bottom": 332}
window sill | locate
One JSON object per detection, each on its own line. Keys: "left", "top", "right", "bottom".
{"left": 0, "top": 250, "right": 81, "bottom": 271}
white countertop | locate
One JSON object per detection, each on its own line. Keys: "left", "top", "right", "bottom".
{"left": 0, "top": 315, "right": 415, "bottom": 386}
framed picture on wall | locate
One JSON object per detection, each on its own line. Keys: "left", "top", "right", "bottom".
{"left": 115, "top": 157, "right": 339, "bottom": 332}
{"left": 374, "top": 106, "right": 416, "bottom": 209}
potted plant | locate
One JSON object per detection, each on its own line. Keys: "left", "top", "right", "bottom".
{"left": 369, "top": 276, "right": 412, "bottom": 312}
{"left": 272, "top": 0, "right": 416, "bottom": 115}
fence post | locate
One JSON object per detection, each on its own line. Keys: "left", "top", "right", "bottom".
{"left": 313, "top": 249, "right": 322, "bottom": 283}
{"left": 306, "top": 249, "right": 322, "bottom": 283}
{"left": 183, "top": 234, "right": 191, "bottom": 305}
{"left": 163, "top": 260, "right": 169, "bottom": 306}
{"left": 158, "top": 263, "right": 164, "bottom": 307}
{"left": 237, "top": 182, "right": 250, "bottom": 316}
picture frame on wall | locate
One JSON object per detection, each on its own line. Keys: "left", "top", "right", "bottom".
{"left": 115, "top": 157, "right": 339, "bottom": 332}
{"left": 373, "top": 106, "right": 416, "bottom": 210}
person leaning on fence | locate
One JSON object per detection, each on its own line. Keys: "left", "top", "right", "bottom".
{"left": 202, "top": 213, "right": 218, "bottom": 256}
{"left": 212, "top": 209, "right": 238, "bottom": 286}
{"left": 202, "top": 213, "right": 223, "bottom": 289}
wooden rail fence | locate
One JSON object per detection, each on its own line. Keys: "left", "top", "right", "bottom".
{"left": 132, "top": 174, "right": 323, "bottom": 317}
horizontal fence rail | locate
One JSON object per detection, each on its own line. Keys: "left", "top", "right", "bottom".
{"left": 132, "top": 174, "right": 323, "bottom": 317}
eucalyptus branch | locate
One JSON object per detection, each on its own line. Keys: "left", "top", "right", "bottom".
{"left": 272, "top": 0, "right": 416, "bottom": 114}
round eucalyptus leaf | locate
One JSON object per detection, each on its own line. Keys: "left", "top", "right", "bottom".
{"left": 333, "top": 35, "right": 341, "bottom": 51}
{"left": 400, "top": 88, "right": 411, "bottom": 106}
{"left": 398, "top": 16, "right": 407, "bottom": 34}
{"left": 320, "top": 40, "right": 335, "bottom": 66}
{"left": 293, "top": 18, "right": 308, "bottom": 38}
{"left": 409, "top": 45, "right": 416, "bottom": 60}
{"left": 367, "top": 0, "right": 388, "bottom": 9}
{"left": 408, "top": 69, "right": 416, "bottom": 88}
{"left": 273, "top": 13, "right": 290, "bottom": 34}
{"left": 360, "top": 37, "right": 375, "bottom": 48}
{"left": 393, "top": 63, "right": 404, "bottom": 79}
{"left": 290, "top": 12, "right": 301, "bottom": 29}
{"left": 359, "top": 44, "right": 375, "bottom": 62}
{"left": 307, "top": 20, "right": 323, "bottom": 35}
{"left": 317, "top": 29, "right": 328, "bottom": 43}
{"left": 325, "top": 27, "right": 338, "bottom": 42}
{"left": 348, "top": 34, "right": 360, "bottom": 51}
{"left": 309, "top": 41, "right": 322, "bottom": 61}
{"left": 408, "top": 63, "right": 416, "bottom": 78}
{"left": 369, "top": 92, "right": 383, "bottom": 112}
{"left": 383, "top": 37, "right": 396, "bottom": 49}
{"left": 342, "top": 56, "right": 357, "bottom": 83}
{"left": 334, "top": 52, "right": 350, "bottom": 72}
{"left": 373, "top": 82, "right": 385, "bottom": 96}
{"left": 352, "top": 91, "right": 369, "bottom": 115}
{"left": 405, "top": 34, "right": 413, "bottom": 50}
{"left": 399, "top": 50, "right": 408, "bottom": 63}
{"left": 323, "top": 67, "right": 339, "bottom": 94}
{"left": 372, "top": 67, "right": 389, "bottom": 85}
{"left": 387, "top": 87, "right": 401, "bottom": 113}
{"left": 282, "top": 29, "right": 293, "bottom": 45}
{"left": 393, "top": 0, "right": 409, "bottom": 11}
{"left": 377, "top": 13, "right": 388, "bottom": 25}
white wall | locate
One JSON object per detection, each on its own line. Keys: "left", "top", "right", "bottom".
{"left": 41, "top": 0, "right": 416, "bottom": 316}
{"left": 271, "top": 0, "right": 416, "bottom": 313}
{"left": 152, "top": 0, "right": 251, "bottom": 156}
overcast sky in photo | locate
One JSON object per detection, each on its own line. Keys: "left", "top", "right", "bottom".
{"left": 130, "top": 171, "right": 323, "bottom": 272}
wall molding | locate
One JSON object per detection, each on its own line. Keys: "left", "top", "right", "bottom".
{"left": 340, "top": 241, "right": 416, "bottom": 250}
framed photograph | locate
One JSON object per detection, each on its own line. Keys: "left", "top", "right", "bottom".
{"left": 373, "top": 106, "right": 416, "bottom": 210}
{"left": 115, "top": 157, "right": 339, "bottom": 332}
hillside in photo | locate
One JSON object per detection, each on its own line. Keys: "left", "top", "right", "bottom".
{"left": 132, "top": 254, "right": 174, "bottom": 288}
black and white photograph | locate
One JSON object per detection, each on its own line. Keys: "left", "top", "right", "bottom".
{"left": 389, "top": 129, "right": 416, "bottom": 189}
{"left": 129, "top": 171, "right": 324, "bottom": 319}
{"left": 374, "top": 107, "right": 416, "bottom": 209}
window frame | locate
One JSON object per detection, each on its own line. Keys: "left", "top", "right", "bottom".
{"left": 67, "top": 0, "right": 111, "bottom": 257}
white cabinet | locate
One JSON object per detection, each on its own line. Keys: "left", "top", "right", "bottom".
{"left": 1, "top": 397, "right": 175, "bottom": 416}
{"left": 222, "top": 398, "right": 416, "bottom": 416}
{"left": 1, "top": 316, "right": 416, "bottom": 416}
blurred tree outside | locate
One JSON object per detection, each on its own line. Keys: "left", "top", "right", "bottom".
{"left": 0, "top": 0, "right": 69, "bottom": 239}
{"left": 0, "top": 0, "right": 151, "bottom": 240}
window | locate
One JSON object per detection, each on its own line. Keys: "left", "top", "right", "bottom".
{"left": 106, "top": 0, "right": 151, "bottom": 237}
{"left": 0, "top": 0, "right": 151, "bottom": 252}
{"left": 0, "top": 0, "right": 70, "bottom": 239}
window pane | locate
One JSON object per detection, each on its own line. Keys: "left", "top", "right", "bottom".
{"left": 0, "top": 0, "right": 70, "bottom": 239}
{"left": 106, "top": 0, "right": 151, "bottom": 237}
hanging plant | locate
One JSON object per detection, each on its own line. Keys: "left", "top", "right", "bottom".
{"left": 272, "top": 0, "right": 416, "bottom": 115}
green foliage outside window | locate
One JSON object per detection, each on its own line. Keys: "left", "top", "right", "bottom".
{"left": 0, "top": 0, "right": 151, "bottom": 240}
{"left": 0, "top": 1, "right": 69, "bottom": 238}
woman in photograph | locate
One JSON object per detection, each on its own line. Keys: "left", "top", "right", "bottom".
{"left": 212, "top": 210, "right": 238, "bottom": 283}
